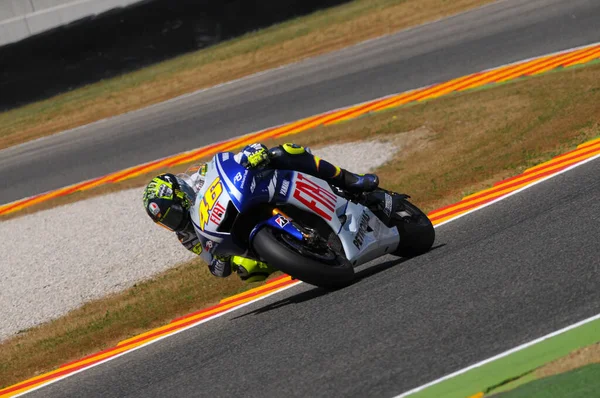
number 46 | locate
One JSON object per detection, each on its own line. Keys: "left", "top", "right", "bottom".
{"left": 199, "top": 177, "right": 223, "bottom": 229}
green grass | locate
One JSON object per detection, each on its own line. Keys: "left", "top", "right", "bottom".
{"left": 494, "top": 364, "right": 600, "bottom": 398}
{"left": 409, "top": 318, "right": 600, "bottom": 398}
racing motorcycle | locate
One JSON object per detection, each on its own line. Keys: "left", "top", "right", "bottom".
{"left": 186, "top": 152, "right": 435, "bottom": 289}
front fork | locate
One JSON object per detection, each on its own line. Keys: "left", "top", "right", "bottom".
{"left": 248, "top": 208, "right": 329, "bottom": 250}
{"left": 249, "top": 208, "right": 304, "bottom": 244}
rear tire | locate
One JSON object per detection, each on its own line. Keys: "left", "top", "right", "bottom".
{"left": 253, "top": 227, "right": 354, "bottom": 289}
{"left": 392, "top": 198, "right": 435, "bottom": 257}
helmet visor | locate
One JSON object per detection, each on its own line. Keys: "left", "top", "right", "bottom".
{"left": 175, "top": 177, "right": 197, "bottom": 206}
{"left": 157, "top": 203, "right": 186, "bottom": 231}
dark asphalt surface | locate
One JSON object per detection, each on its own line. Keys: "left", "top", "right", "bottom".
{"left": 2, "top": 0, "right": 600, "bottom": 204}
{"left": 30, "top": 156, "right": 600, "bottom": 398}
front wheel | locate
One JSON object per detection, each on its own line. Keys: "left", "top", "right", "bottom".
{"left": 252, "top": 227, "right": 354, "bottom": 289}
{"left": 391, "top": 198, "right": 435, "bottom": 257}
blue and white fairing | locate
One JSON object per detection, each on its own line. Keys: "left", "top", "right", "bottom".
{"left": 188, "top": 152, "right": 294, "bottom": 257}
{"left": 189, "top": 152, "right": 400, "bottom": 267}
{"left": 212, "top": 152, "right": 294, "bottom": 212}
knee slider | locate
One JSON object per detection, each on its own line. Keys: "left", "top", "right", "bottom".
{"left": 281, "top": 143, "right": 306, "bottom": 155}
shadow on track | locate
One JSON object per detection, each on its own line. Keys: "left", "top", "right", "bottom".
{"left": 232, "top": 244, "right": 445, "bottom": 318}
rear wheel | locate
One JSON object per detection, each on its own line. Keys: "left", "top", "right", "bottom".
{"left": 252, "top": 227, "right": 354, "bottom": 289}
{"left": 391, "top": 198, "right": 435, "bottom": 257}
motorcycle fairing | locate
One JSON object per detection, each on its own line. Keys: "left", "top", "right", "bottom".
{"left": 189, "top": 154, "right": 400, "bottom": 266}
{"left": 285, "top": 172, "right": 400, "bottom": 265}
{"left": 249, "top": 213, "right": 304, "bottom": 244}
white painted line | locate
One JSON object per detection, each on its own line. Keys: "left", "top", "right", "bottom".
{"left": 433, "top": 153, "right": 600, "bottom": 229}
{"left": 14, "top": 281, "right": 302, "bottom": 397}
{"left": 392, "top": 154, "right": 600, "bottom": 398}
{"left": 393, "top": 312, "right": 600, "bottom": 398}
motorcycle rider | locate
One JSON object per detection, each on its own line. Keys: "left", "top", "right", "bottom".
{"left": 143, "top": 143, "right": 379, "bottom": 282}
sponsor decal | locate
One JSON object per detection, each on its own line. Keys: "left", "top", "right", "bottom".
{"left": 275, "top": 215, "right": 289, "bottom": 228}
{"left": 233, "top": 170, "right": 249, "bottom": 189}
{"left": 240, "top": 170, "right": 249, "bottom": 188}
{"left": 234, "top": 172, "right": 243, "bottom": 184}
{"left": 280, "top": 180, "right": 290, "bottom": 197}
{"left": 250, "top": 178, "right": 257, "bottom": 193}
{"left": 204, "top": 240, "right": 215, "bottom": 253}
{"left": 199, "top": 177, "right": 224, "bottom": 230}
{"left": 384, "top": 193, "right": 393, "bottom": 217}
{"left": 148, "top": 202, "right": 160, "bottom": 216}
{"left": 292, "top": 174, "right": 337, "bottom": 221}
{"left": 353, "top": 211, "right": 370, "bottom": 249}
{"left": 191, "top": 243, "right": 203, "bottom": 255}
{"left": 267, "top": 170, "right": 278, "bottom": 201}
{"left": 209, "top": 201, "right": 226, "bottom": 226}
{"left": 371, "top": 218, "right": 382, "bottom": 239}
{"left": 199, "top": 163, "right": 208, "bottom": 176}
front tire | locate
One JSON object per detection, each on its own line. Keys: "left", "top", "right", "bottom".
{"left": 252, "top": 227, "right": 354, "bottom": 289}
{"left": 392, "top": 198, "right": 435, "bottom": 257}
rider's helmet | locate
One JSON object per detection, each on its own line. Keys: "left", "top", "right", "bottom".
{"left": 142, "top": 173, "right": 197, "bottom": 232}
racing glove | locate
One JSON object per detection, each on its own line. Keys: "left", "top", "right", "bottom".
{"left": 239, "top": 143, "right": 270, "bottom": 169}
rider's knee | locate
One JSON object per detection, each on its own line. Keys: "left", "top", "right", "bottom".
{"left": 271, "top": 143, "right": 312, "bottom": 157}
{"left": 281, "top": 143, "right": 306, "bottom": 155}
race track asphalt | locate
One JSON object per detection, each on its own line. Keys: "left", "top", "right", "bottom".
{"left": 2, "top": 0, "right": 600, "bottom": 204}
{"left": 29, "top": 154, "right": 600, "bottom": 398}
